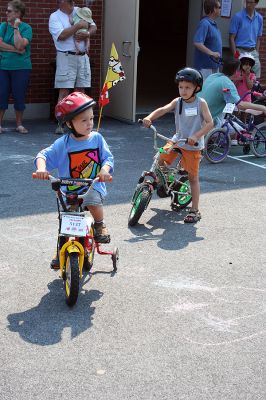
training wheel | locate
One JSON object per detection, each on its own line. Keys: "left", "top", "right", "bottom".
{"left": 111, "top": 247, "right": 119, "bottom": 272}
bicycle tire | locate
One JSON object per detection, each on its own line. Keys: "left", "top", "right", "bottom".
{"left": 128, "top": 185, "right": 152, "bottom": 226}
{"left": 204, "top": 128, "right": 230, "bottom": 163}
{"left": 250, "top": 124, "right": 266, "bottom": 157}
{"left": 172, "top": 176, "right": 192, "bottom": 209}
{"left": 64, "top": 252, "right": 80, "bottom": 306}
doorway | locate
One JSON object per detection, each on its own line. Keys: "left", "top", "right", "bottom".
{"left": 136, "top": 1, "right": 189, "bottom": 114}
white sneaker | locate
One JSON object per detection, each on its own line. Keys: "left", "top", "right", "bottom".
{"left": 231, "top": 139, "right": 238, "bottom": 146}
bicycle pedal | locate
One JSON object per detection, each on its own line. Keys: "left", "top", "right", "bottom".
{"left": 170, "top": 203, "right": 181, "bottom": 212}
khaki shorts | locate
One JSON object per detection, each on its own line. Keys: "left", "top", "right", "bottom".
{"left": 55, "top": 52, "right": 91, "bottom": 89}
{"left": 82, "top": 188, "right": 103, "bottom": 207}
{"left": 159, "top": 143, "right": 202, "bottom": 177}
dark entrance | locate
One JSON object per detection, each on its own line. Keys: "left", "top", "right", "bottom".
{"left": 136, "top": 1, "right": 189, "bottom": 114}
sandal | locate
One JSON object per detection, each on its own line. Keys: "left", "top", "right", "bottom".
{"left": 16, "top": 125, "right": 28, "bottom": 134}
{"left": 184, "top": 209, "right": 201, "bottom": 223}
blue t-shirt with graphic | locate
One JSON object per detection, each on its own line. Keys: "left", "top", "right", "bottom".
{"left": 35, "top": 131, "right": 114, "bottom": 197}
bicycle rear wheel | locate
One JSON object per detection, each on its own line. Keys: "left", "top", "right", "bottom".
{"left": 128, "top": 184, "right": 152, "bottom": 226}
{"left": 204, "top": 128, "right": 230, "bottom": 163}
{"left": 64, "top": 252, "right": 80, "bottom": 306}
{"left": 250, "top": 124, "right": 266, "bottom": 157}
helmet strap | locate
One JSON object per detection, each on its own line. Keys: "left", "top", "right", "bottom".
{"left": 69, "top": 121, "right": 84, "bottom": 138}
{"left": 179, "top": 88, "right": 197, "bottom": 114}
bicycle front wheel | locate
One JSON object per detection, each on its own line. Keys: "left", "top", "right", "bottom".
{"left": 250, "top": 124, "right": 266, "bottom": 157}
{"left": 173, "top": 176, "right": 192, "bottom": 209}
{"left": 64, "top": 252, "right": 80, "bottom": 306}
{"left": 204, "top": 128, "right": 230, "bottom": 163}
{"left": 128, "top": 184, "right": 152, "bottom": 226}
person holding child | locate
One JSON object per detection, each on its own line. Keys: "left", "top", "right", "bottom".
{"left": 49, "top": 0, "right": 97, "bottom": 134}
{"left": 143, "top": 68, "right": 213, "bottom": 223}
{"left": 34, "top": 92, "right": 113, "bottom": 269}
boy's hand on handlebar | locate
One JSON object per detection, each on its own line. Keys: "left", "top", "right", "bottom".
{"left": 35, "top": 169, "right": 49, "bottom": 180}
{"left": 142, "top": 117, "right": 152, "bottom": 128}
{"left": 187, "top": 136, "right": 198, "bottom": 146}
{"left": 97, "top": 168, "right": 112, "bottom": 182}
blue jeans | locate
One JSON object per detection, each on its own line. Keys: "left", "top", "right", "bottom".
{"left": 0, "top": 69, "right": 31, "bottom": 111}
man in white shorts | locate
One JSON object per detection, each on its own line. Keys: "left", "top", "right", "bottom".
{"left": 49, "top": 0, "right": 97, "bottom": 134}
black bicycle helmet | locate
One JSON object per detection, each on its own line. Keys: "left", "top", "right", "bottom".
{"left": 175, "top": 68, "right": 203, "bottom": 93}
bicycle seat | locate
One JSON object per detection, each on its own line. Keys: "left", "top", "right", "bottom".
{"left": 244, "top": 109, "right": 263, "bottom": 116}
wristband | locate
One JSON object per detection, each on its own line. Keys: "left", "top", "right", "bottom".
{"left": 14, "top": 27, "right": 19, "bottom": 30}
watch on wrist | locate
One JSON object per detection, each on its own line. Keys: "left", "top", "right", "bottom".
{"left": 14, "top": 27, "right": 19, "bottom": 30}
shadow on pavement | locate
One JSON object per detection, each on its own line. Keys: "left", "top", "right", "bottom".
{"left": 6, "top": 279, "right": 103, "bottom": 346}
{"left": 126, "top": 207, "right": 204, "bottom": 250}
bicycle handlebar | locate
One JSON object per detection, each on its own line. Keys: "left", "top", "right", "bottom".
{"left": 222, "top": 88, "right": 263, "bottom": 107}
{"left": 32, "top": 173, "right": 112, "bottom": 184}
{"left": 138, "top": 119, "right": 199, "bottom": 147}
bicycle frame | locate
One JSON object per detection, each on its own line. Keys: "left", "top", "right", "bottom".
{"left": 54, "top": 177, "right": 114, "bottom": 278}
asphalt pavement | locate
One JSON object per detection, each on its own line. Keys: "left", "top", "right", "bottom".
{"left": 0, "top": 114, "right": 266, "bottom": 400}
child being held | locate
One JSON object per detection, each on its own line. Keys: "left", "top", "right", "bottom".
{"left": 34, "top": 92, "right": 114, "bottom": 269}
{"left": 73, "top": 7, "right": 95, "bottom": 54}
{"left": 143, "top": 68, "right": 213, "bottom": 223}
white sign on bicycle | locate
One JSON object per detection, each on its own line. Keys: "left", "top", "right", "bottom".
{"left": 223, "top": 103, "right": 236, "bottom": 114}
{"left": 61, "top": 214, "right": 87, "bottom": 237}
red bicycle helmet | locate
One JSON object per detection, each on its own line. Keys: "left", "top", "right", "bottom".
{"left": 55, "top": 92, "right": 96, "bottom": 123}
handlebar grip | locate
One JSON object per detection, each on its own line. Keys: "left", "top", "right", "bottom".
{"left": 97, "top": 175, "right": 113, "bottom": 183}
{"left": 32, "top": 172, "right": 49, "bottom": 180}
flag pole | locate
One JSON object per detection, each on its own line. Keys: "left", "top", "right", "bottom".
{"left": 97, "top": 105, "right": 103, "bottom": 131}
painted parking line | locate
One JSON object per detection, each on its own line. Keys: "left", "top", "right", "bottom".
{"left": 227, "top": 154, "right": 266, "bottom": 169}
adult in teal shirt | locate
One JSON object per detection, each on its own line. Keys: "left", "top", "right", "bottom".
{"left": 0, "top": 0, "right": 32, "bottom": 134}
{"left": 200, "top": 58, "right": 266, "bottom": 126}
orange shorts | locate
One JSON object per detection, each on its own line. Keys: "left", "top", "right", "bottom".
{"left": 159, "top": 143, "right": 202, "bottom": 177}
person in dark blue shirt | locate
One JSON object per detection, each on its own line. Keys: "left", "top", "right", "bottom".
{"left": 229, "top": 0, "right": 263, "bottom": 78}
{"left": 193, "top": 0, "right": 222, "bottom": 81}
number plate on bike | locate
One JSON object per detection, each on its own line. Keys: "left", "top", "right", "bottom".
{"left": 60, "top": 214, "right": 87, "bottom": 237}
{"left": 223, "top": 103, "right": 236, "bottom": 114}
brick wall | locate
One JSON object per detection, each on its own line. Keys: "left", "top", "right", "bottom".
{"left": 0, "top": 0, "right": 103, "bottom": 115}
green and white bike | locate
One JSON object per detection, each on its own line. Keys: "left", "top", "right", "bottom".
{"left": 128, "top": 121, "right": 196, "bottom": 226}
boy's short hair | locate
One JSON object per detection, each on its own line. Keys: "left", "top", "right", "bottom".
{"left": 222, "top": 58, "right": 240, "bottom": 77}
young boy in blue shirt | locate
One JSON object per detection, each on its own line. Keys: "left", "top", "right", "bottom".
{"left": 34, "top": 92, "right": 114, "bottom": 268}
